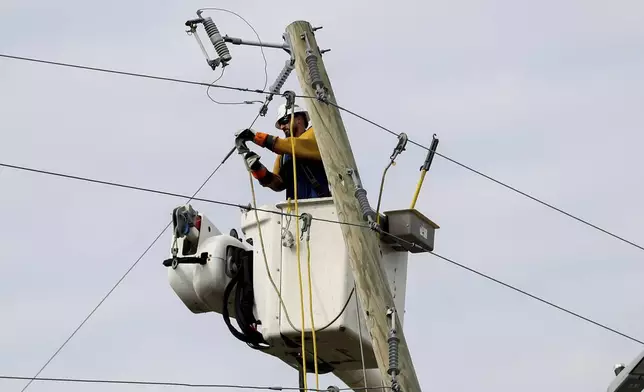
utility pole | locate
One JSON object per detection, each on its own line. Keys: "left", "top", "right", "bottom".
{"left": 285, "top": 21, "right": 422, "bottom": 392}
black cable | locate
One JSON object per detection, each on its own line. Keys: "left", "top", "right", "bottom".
{"left": 17, "top": 158, "right": 231, "bottom": 392}
{"left": 4, "top": 50, "right": 639, "bottom": 254}
{"left": 0, "top": 53, "right": 272, "bottom": 95}
{"left": 375, "top": 230, "right": 644, "bottom": 346}
{"left": 429, "top": 250, "right": 644, "bottom": 345}
{"left": 3, "top": 160, "right": 641, "bottom": 345}
{"left": 0, "top": 161, "right": 357, "bottom": 227}
{"left": 325, "top": 101, "right": 644, "bottom": 254}
{"left": 2, "top": 375, "right": 390, "bottom": 391}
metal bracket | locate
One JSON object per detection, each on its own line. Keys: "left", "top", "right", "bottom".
{"left": 346, "top": 168, "right": 363, "bottom": 191}
{"left": 223, "top": 35, "right": 288, "bottom": 51}
{"left": 421, "top": 134, "right": 440, "bottom": 171}
{"left": 163, "top": 252, "right": 209, "bottom": 269}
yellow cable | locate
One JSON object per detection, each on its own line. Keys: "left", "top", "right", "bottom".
{"left": 410, "top": 169, "right": 427, "bottom": 209}
{"left": 287, "top": 109, "right": 313, "bottom": 391}
{"left": 375, "top": 161, "right": 393, "bottom": 226}
{"left": 305, "top": 234, "right": 319, "bottom": 389}
{"left": 245, "top": 163, "right": 323, "bottom": 389}
{"left": 246, "top": 171, "right": 298, "bottom": 329}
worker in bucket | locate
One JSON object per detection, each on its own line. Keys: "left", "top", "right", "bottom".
{"left": 235, "top": 103, "right": 331, "bottom": 200}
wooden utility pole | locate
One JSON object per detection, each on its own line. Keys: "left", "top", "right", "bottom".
{"left": 285, "top": 21, "right": 422, "bottom": 392}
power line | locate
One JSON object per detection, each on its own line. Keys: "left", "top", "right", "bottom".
{"left": 3, "top": 161, "right": 641, "bottom": 346}
{"left": 326, "top": 101, "right": 644, "bottom": 254}
{"left": 0, "top": 53, "right": 272, "bottom": 95}
{"left": 17, "top": 158, "right": 231, "bottom": 392}
{"left": 4, "top": 52, "right": 639, "bottom": 255}
{"left": 376, "top": 232, "right": 644, "bottom": 346}
{"left": 2, "top": 50, "right": 640, "bottom": 348}
{"left": 2, "top": 375, "right": 388, "bottom": 391}
{"left": 429, "top": 251, "right": 644, "bottom": 345}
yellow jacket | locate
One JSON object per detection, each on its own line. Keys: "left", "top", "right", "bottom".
{"left": 269, "top": 127, "right": 322, "bottom": 176}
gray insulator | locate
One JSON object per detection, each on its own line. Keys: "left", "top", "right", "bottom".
{"left": 355, "top": 188, "right": 376, "bottom": 222}
{"left": 269, "top": 61, "right": 294, "bottom": 95}
{"left": 306, "top": 53, "right": 324, "bottom": 89}
{"left": 203, "top": 17, "right": 232, "bottom": 63}
{"left": 387, "top": 329, "right": 400, "bottom": 376}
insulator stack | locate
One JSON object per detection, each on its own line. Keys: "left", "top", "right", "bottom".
{"left": 269, "top": 60, "right": 295, "bottom": 95}
{"left": 202, "top": 17, "right": 232, "bottom": 65}
{"left": 306, "top": 53, "right": 324, "bottom": 90}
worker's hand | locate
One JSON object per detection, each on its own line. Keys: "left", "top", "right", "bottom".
{"left": 244, "top": 151, "right": 263, "bottom": 171}
{"left": 235, "top": 128, "right": 273, "bottom": 148}
{"left": 235, "top": 128, "right": 256, "bottom": 142}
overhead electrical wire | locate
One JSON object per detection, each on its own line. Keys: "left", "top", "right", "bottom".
{"left": 2, "top": 161, "right": 642, "bottom": 346}
{"left": 3, "top": 49, "right": 643, "bottom": 367}
{"left": 0, "top": 53, "right": 274, "bottom": 95}
{"left": 324, "top": 100, "right": 644, "bottom": 254}
{"left": 4, "top": 51, "right": 638, "bottom": 256}
{"left": 0, "top": 375, "right": 390, "bottom": 391}
{"left": 16, "top": 157, "right": 232, "bottom": 392}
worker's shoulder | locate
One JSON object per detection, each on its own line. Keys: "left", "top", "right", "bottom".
{"left": 301, "top": 126, "right": 317, "bottom": 138}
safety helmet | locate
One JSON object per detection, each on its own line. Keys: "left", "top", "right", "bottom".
{"left": 275, "top": 103, "right": 310, "bottom": 129}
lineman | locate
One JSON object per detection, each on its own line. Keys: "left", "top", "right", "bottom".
{"left": 235, "top": 103, "right": 331, "bottom": 200}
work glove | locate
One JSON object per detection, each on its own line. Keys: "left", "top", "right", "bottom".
{"left": 235, "top": 128, "right": 272, "bottom": 148}
{"left": 244, "top": 151, "right": 263, "bottom": 171}
{"left": 235, "top": 128, "right": 256, "bottom": 142}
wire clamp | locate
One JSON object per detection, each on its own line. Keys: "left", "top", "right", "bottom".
{"left": 300, "top": 213, "right": 313, "bottom": 241}
{"left": 390, "top": 132, "right": 408, "bottom": 163}
{"left": 283, "top": 90, "right": 296, "bottom": 110}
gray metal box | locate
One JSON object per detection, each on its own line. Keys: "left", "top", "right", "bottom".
{"left": 381, "top": 209, "right": 439, "bottom": 253}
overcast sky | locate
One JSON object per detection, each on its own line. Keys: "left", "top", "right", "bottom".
{"left": 1, "top": 0, "right": 644, "bottom": 391}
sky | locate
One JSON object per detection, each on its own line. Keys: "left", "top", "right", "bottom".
{"left": 1, "top": 0, "right": 644, "bottom": 391}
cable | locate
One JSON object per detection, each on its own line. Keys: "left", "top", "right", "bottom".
{"left": 429, "top": 250, "right": 644, "bottom": 345}
{"left": 2, "top": 51, "right": 638, "bottom": 253}
{"left": 0, "top": 53, "right": 273, "bottom": 95}
{"left": 207, "top": 67, "right": 263, "bottom": 105}
{"left": 198, "top": 8, "right": 269, "bottom": 105}
{"left": 325, "top": 100, "right": 644, "bottom": 254}
{"left": 17, "top": 158, "right": 231, "bottom": 392}
{"left": 3, "top": 161, "right": 641, "bottom": 345}
{"left": 0, "top": 161, "right": 358, "bottom": 228}
{"left": 354, "top": 283, "right": 368, "bottom": 390}
{"left": 1, "top": 375, "right": 392, "bottom": 391}
{"left": 375, "top": 230, "right": 644, "bottom": 346}
{"left": 305, "top": 216, "right": 320, "bottom": 391}
{"left": 285, "top": 107, "right": 314, "bottom": 390}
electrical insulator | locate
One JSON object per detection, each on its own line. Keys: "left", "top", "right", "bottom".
{"left": 185, "top": 13, "right": 232, "bottom": 70}
{"left": 202, "top": 17, "right": 232, "bottom": 66}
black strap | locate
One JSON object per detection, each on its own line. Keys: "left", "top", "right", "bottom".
{"left": 282, "top": 155, "right": 330, "bottom": 198}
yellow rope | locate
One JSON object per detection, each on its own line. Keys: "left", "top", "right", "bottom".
{"left": 287, "top": 109, "right": 317, "bottom": 391}
{"left": 410, "top": 169, "right": 427, "bottom": 209}
{"left": 305, "top": 229, "right": 319, "bottom": 389}
{"left": 242, "top": 107, "right": 319, "bottom": 389}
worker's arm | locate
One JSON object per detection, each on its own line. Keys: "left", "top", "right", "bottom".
{"left": 254, "top": 128, "right": 322, "bottom": 161}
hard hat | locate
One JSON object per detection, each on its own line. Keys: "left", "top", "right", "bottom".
{"left": 275, "top": 103, "right": 310, "bottom": 129}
